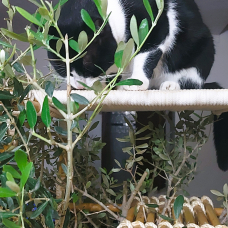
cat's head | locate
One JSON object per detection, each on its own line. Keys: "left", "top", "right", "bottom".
{"left": 48, "top": 0, "right": 117, "bottom": 89}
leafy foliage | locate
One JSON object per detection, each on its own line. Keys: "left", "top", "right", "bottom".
{"left": 115, "top": 110, "right": 213, "bottom": 216}
{"left": 211, "top": 183, "right": 228, "bottom": 225}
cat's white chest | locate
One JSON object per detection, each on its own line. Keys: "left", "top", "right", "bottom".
{"left": 107, "top": 0, "right": 126, "bottom": 43}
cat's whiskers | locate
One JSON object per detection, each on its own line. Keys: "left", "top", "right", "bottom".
{"left": 54, "top": 68, "right": 66, "bottom": 76}
{"left": 98, "top": 72, "right": 131, "bottom": 80}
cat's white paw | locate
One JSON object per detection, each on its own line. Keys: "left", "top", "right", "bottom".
{"left": 159, "top": 81, "right": 180, "bottom": 90}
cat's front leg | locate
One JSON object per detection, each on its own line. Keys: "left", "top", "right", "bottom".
{"left": 118, "top": 50, "right": 162, "bottom": 91}
{"left": 157, "top": 68, "right": 203, "bottom": 90}
{"left": 118, "top": 52, "right": 150, "bottom": 91}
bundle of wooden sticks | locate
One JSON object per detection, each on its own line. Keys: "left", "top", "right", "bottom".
{"left": 118, "top": 195, "right": 227, "bottom": 228}
{"left": 69, "top": 195, "right": 227, "bottom": 228}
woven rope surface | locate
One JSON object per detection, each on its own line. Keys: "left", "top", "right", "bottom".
{"left": 53, "top": 89, "right": 228, "bottom": 112}
{"left": 31, "top": 89, "right": 228, "bottom": 113}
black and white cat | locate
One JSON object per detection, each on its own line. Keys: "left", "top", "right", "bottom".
{"left": 48, "top": 0, "right": 228, "bottom": 171}
{"left": 49, "top": 0, "right": 215, "bottom": 90}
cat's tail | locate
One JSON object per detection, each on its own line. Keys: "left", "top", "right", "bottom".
{"left": 203, "top": 82, "right": 228, "bottom": 171}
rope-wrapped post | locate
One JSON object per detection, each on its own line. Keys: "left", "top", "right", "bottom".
{"left": 27, "top": 89, "right": 228, "bottom": 114}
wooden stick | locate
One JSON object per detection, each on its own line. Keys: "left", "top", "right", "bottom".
{"left": 126, "top": 207, "right": 136, "bottom": 222}
{"left": 172, "top": 206, "right": 183, "bottom": 224}
{"left": 201, "top": 196, "right": 221, "bottom": 226}
{"left": 136, "top": 206, "right": 145, "bottom": 223}
{"left": 147, "top": 211, "right": 156, "bottom": 223}
{"left": 192, "top": 201, "right": 208, "bottom": 226}
{"left": 214, "top": 208, "right": 226, "bottom": 217}
{"left": 183, "top": 203, "right": 195, "bottom": 224}
{"left": 68, "top": 203, "right": 121, "bottom": 213}
{"left": 147, "top": 197, "right": 158, "bottom": 223}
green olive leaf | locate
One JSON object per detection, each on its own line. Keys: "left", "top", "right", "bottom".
{"left": 139, "top": 18, "right": 149, "bottom": 45}
{"left": 16, "top": 7, "right": 43, "bottom": 27}
{"left": 143, "top": 0, "right": 154, "bottom": 22}
{"left": 69, "top": 40, "right": 80, "bottom": 53}
{"left": 26, "top": 101, "right": 37, "bottom": 129}
{"left": 38, "top": 7, "right": 50, "bottom": 20}
{"left": 30, "top": 201, "right": 48, "bottom": 219}
{"left": 81, "top": 9, "right": 96, "bottom": 32}
{"left": 1, "top": 28, "right": 28, "bottom": 42}
{"left": 52, "top": 96, "right": 67, "bottom": 112}
{"left": 93, "top": 0, "right": 103, "bottom": 19}
{"left": 56, "top": 39, "right": 63, "bottom": 53}
{"left": 70, "top": 93, "right": 89, "bottom": 105}
{"left": 0, "top": 212, "right": 17, "bottom": 219}
{"left": 53, "top": 0, "right": 69, "bottom": 10}
{"left": 0, "top": 188, "right": 17, "bottom": 198}
{"left": 115, "top": 79, "right": 143, "bottom": 87}
{"left": 20, "top": 162, "right": 33, "bottom": 188}
{"left": 78, "top": 31, "right": 88, "bottom": 51}
{"left": 2, "top": 218, "right": 21, "bottom": 228}
{"left": 114, "top": 41, "right": 125, "bottom": 68}
{"left": 41, "top": 96, "right": 51, "bottom": 127}
{"left": 174, "top": 195, "right": 184, "bottom": 220}
{"left": 55, "top": 4, "right": 61, "bottom": 21}
{"left": 122, "top": 38, "right": 134, "bottom": 67}
{"left": 14, "top": 149, "right": 28, "bottom": 172}
{"left": 130, "top": 15, "right": 139, "bottom": 46}
{"left": 3, "top": 165, "right": 21, "bottom": 179}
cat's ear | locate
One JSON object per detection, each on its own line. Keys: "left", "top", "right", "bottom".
{"left": 94, "top": 18, "right": 103, "bottom": 31}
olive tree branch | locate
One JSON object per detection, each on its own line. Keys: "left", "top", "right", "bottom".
{"left": 74, "top": 186, "right": 121, "bottom": 221}
{"left": 122, "top": 171, "right": 148, "bottom": 217}
{"left": 0, "top": 101, "right": 30, "bottom": 160}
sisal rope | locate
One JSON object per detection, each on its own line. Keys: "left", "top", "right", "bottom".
{"left": 30, "top": 89, "right": 228, "bottom": 114}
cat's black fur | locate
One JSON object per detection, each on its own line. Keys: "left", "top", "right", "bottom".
{"left": 48, "top": 0, "right": 228, "bottom": 171}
